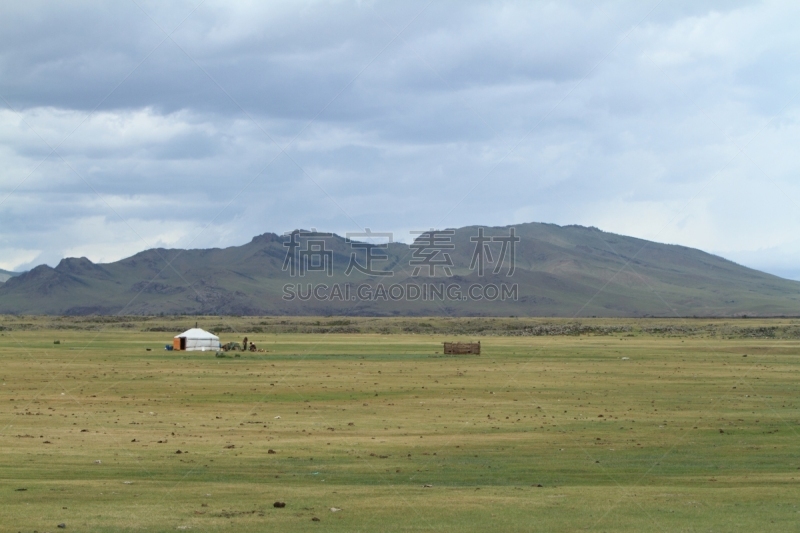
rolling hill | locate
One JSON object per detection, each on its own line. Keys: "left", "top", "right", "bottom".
{"left": 1, "top": 222, "right": 798, "bottom": 317}
{"left": 0, "top": 269, "right": 21, "bottom": 284}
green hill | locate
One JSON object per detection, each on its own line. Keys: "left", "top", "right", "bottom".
{"left": 1, "top": 222, "right": 798, "bottom": 316}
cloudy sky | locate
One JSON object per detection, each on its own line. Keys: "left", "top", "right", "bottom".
{"left": 1, "top": 0, "right": 799, "bottom": 279}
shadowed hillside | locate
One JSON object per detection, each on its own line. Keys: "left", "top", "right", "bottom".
{"left": 1, "top": 222, "right": 798, "bottom": 316}
{"left": 0, "top": 269, "right": 21, "bottom": 284}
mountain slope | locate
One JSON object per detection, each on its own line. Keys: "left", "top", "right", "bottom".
{"left": 0, "top": 269, "right": 22, "bottom": 283}
{"left": 1, "top": 222, "right": 798, "bottom": 316}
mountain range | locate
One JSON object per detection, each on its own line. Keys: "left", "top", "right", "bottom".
{"left": 1, "top": 222, "right": 798, "bottom": 317}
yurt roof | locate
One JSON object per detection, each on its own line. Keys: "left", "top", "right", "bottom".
{"left": 175, "top": 328, "right": 219, "bottom": 340}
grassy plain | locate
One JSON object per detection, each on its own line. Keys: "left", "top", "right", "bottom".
{"left": 1, "top": 316, "right": 799, "bottom": 532}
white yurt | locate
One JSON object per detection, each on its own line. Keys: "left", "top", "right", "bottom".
{"left": 173, "top": 328, "right": 221, "bottom": 352}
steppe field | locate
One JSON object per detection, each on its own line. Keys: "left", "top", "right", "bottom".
{"left": 1, "top": 316, "right": 799, "bottom": 532}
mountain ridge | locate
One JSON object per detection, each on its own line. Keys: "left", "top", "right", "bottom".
{"left": 0, "top": 268, "right": 23, "bottom": 284}
{"left": 1, "top": 222, "right": 798, "bottom": 317}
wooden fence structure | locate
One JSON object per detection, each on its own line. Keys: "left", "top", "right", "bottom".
{"left": 443, "top": 341, "right": 481, "bottom": 355}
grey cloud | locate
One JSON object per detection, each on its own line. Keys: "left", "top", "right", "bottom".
{"left": 1, "top": 0, "right": 799, "bottom": 279}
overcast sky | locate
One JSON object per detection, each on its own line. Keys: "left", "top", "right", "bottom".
{"left": 1, "top": 0, "right": 799, "bottom": 279}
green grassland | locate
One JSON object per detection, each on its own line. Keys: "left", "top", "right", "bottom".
{"left": 1, "top": 316, "right": 799, "bottom": 531}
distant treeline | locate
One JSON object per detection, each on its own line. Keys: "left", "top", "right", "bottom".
{"left": 2, "top": 315, "right": 800, "bottom": 339}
